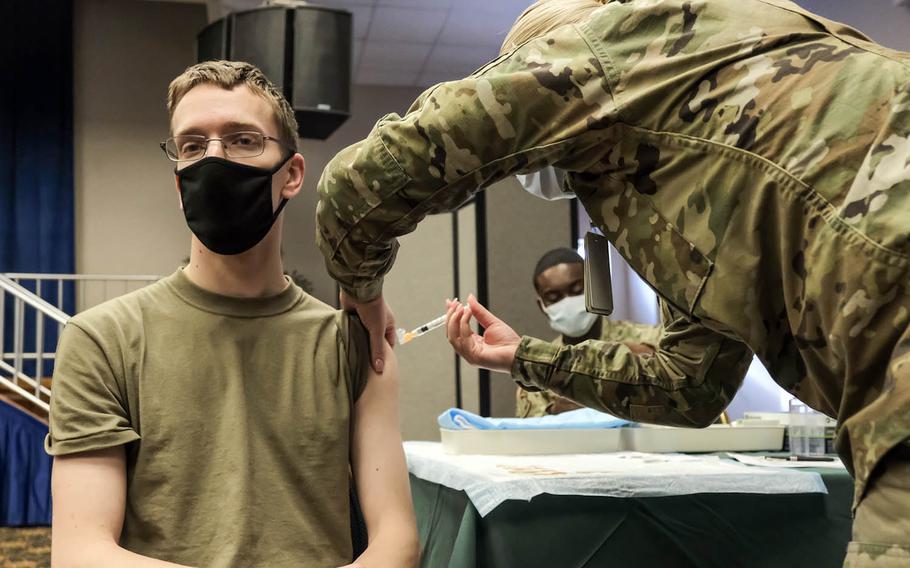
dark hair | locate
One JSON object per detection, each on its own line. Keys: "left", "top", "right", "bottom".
{"left": 533, "top": 247, "right": 583, "bottom": 289}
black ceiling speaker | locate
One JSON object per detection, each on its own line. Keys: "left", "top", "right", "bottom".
{"left": 197, "top": 4, "right": 352, "bottom": 140}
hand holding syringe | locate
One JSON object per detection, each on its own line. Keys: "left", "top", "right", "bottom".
{"left": 399, "top": 295, "right": 522, "bottom": 375}
{"left": 396, "top": 301, "right": 466, "bottom": 345}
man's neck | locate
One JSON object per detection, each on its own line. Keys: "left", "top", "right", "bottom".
{"left": 182, "top": 232, "right": 288, "bottom": 298}
{"left": 563, "top": 317, "right": 602, "bottom": 346}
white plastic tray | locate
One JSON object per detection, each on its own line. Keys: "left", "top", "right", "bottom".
{"left": 440, "top": 424, "right": 785, "bottom": 455}
{"left": 440, "top": 428, "right": 624, "bottom": 455}
{"left": 743, "top": 411, "right": 838, "bottom": 427}
{"left": 625, "top": 424, "right": 785, "bottom": 453}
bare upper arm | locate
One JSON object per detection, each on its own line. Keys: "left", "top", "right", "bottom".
{"left": 52, "top": 446, "right": 127, "bottom": 564}
{"left": 350, "top": 345, "right": 417, "bottom": 546}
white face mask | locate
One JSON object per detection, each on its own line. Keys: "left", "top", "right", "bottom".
{"left": 543, "top": 294, "right": 598, "bottom": 338}
{"left": 515, "top": 167, "right": 574, "bottom": 201}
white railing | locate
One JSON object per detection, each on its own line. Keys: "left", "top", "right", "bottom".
{"left": 5, "top": 273, "right": 159, "bottom": 314}
{"left": 0, "top": 273, "right": 159, "bottom": 415}
{"left": 0, "top": 275, "right": 70, "bottom": 413}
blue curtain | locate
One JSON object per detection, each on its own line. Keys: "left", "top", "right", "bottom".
{"left": 0, "top": 404, "right": 51, "bottom": 525}
{"left": 0, "top": 0, "right": 75, "bottom": 365}
{"left": 0, "top": 0, "right": 74, "bottom": 275}
{"left": 0, "top": 0, "right": 74, "bottom": 526}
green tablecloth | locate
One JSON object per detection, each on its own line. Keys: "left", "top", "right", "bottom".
{"left": 411, "top": 456, "right": 853, "bottom": 568}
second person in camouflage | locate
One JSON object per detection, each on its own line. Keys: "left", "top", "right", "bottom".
{"left": 518, "top": 247, "right": 660, "bottom": 417}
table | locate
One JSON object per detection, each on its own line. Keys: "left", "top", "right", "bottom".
{"left": 410, "top": 448, "right": 853, "bottom": 568}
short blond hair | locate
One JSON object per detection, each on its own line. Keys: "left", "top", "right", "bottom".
{"left": 501, "top": 0, "right": 608, "bottom": 54}
{"left": 167, "top": 60, "right": 299, "bottom": 151}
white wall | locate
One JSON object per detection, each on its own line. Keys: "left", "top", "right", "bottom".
{"left": 384, "top": 214, "right": 459, "bottom": 440}
{"left": 74, "top": 0, "right": 205, "bottom": 279}
{"left": 486, "top": 179, "right": 573, "bottom": 417}
{"left": 795, "top": 0, "right": 910, "bottom": 50}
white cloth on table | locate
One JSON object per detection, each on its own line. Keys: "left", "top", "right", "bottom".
{"left": 404, "top": 441, "right": 828, "bottom": 517}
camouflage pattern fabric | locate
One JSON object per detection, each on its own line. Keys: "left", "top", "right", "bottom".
{"left": 843, "top": 445, "right": 910, "bottom": 566}
{"left": 515, "top": 389, "right": 579, "bottom": 418}
{"left": 516, "top": 317, "right": 661, "bottom": 417}
{"left": 845, "top": 546, "right": 910, "bottom": 568}
{"left": 315, "top": 0, "right": 910, "bottom": 517}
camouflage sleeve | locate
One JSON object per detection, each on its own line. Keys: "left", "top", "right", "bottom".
{"left": 315, "top": 24, "right": 618, "bottom": 301}
{"left": 635, "top": 324, "right": 664, "bottom": 349}
{"left": 601, "top": 319, "right": 664, "bottom": 348}
{"left": 511, "top": 300, "right": 754, "bottom": 427}
{"left": 516, "top": 388, "right": 554, "bottom": 418}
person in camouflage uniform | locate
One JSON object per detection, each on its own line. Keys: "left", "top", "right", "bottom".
{"left": 517, "top": 247, "right": 661, "bottom": 417}
{"left": 315, "top": 0, "right": 910, "bottom": 564}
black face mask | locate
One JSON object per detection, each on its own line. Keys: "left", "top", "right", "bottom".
{"left": 176, "top": 155, "right": 291, "bottom": 255}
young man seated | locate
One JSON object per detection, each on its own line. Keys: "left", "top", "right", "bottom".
{"left": 517, "top": 248, "right": 662, "bottom": 418}
{"left": 45, "top": 60, "right": 418, "bottom": 568}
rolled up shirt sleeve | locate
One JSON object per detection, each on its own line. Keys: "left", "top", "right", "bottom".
{"left": 511, "top": 300, "right": 754, "bottom": 427}
{"left": 45, "top": 322, "right": 138, "bottom": 456}
{"left": 315, "top": 22, "right": 621, "bottom": 301}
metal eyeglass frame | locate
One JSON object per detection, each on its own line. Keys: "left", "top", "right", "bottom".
{"left": 159, "top": 131, "right": 294, "bottom": 162}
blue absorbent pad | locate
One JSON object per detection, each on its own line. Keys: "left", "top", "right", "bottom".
{"left": 438, "top": 407, "right": 632, "bottom": 430}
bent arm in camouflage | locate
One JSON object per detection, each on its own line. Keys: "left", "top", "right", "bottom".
{"left": 315, "top": 24, "right": 617, "bottom": 301}
{"left": 511, "top": 300, "right": 754, "bottom": 427}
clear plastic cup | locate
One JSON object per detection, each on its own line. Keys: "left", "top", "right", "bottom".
{"left": 789, "top": 400, "right": 808, "bottom": 456}
{"left": 805, "top": 412, "right": 827, "bottom": 456}
{"left": 789, "top": 400, "right": 827, "bottom": 457}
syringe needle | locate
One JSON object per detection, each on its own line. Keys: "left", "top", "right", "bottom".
{"left": 397, "top": 306, "right": 463, "bottom": 345}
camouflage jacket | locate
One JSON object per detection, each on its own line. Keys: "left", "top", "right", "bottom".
{"left": 516, "top": 318, "right": 662, "bottom": 417}
{"left": 316, "top": 0, "right": 910, "bottom": 504}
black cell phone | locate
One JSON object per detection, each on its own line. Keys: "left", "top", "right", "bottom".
{"left": 584, "top": 231, "right": 614, "bottom": 316}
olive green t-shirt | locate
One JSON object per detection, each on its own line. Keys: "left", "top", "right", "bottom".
{"left": 45, "top": 269, "right": 369, "bottom": 567}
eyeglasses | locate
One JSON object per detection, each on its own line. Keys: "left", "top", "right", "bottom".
{"left": 159, "top": 131, "right": 291, "bottom": 162}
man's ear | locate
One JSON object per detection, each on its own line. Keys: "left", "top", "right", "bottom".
{"left": 281, "top": 153, "right": 305, "bottom": 200}
{"left": 536, "top": 297, "right": 547, "bottom": 315}
{"left": 174, "top": 174, "right": 183, "bottom": 211}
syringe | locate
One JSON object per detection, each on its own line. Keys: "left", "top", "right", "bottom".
{"left": 397, "top": 309, "right": 461, "bottom": 345}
